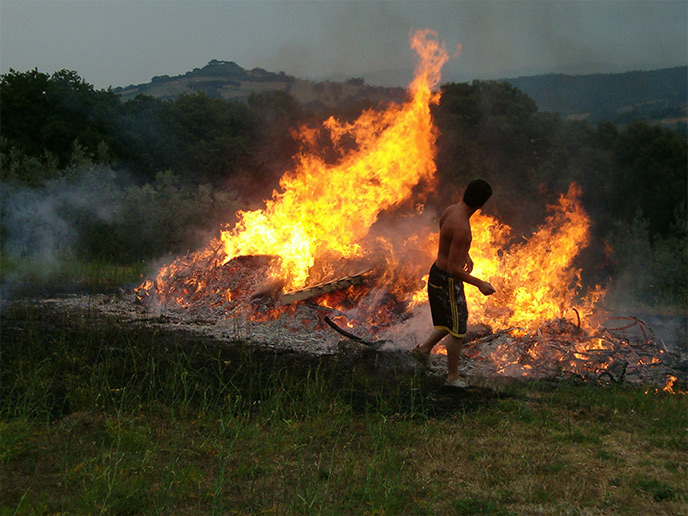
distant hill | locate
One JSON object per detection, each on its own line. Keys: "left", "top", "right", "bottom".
{"left": 114, "top": 59, "right": 405, "bottom": 109}
{"left": 506, "top": 67, "right": 687, "bottom": 130}
{"left": 115, "top": 61, "right": 687, "bottom": 132}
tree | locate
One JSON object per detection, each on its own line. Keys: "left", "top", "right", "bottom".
{"left": 1, "top": 69, "right": 121, "bottom": 176}
{"left": 153, "top": 92, "right": 259, "bottom": 184}
{"left": 1, "top": 69, "right": 53, "bottom": 158}
{"left": 613, "top": 121, "right": 687, "bottom": 236}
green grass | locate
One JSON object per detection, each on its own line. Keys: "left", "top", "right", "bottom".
{"left": 1, "top": 300, "right": 687, "bottom": 515}
{"left": 1, "top": 252, "right": 150, "bottom": 293}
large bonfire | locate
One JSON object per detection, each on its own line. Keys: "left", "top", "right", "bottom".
{"left": 137, "top": 30, "right": 673, "bottom": 385}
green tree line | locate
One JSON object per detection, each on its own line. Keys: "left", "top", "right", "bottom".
{"left": 1, "top": 69, "right": 685, "bottom": 306}
{"left": 433, "top": 81, "right": 686, "bottom": 306}
{"left": 0, "top": 68, "right": 305, "bottom": 186}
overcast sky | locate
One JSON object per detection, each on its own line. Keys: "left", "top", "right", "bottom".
{"left": 1, "top": 0, "right": 686, "bottom": 89}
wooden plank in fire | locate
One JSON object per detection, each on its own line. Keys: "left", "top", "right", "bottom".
{"left": 280, "top": 269, "right": 373, "bottom": 305}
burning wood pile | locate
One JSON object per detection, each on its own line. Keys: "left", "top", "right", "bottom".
{"left": 460, "top": 316, "right": 677, "bottom": 386}
{"left": 136, "top": 254, "right": 680, "bottom": 388}
{"left": 135, "top": 30, "right": 684, "bottom": 390}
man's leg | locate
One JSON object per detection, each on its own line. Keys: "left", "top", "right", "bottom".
{"left": 411, "top": 328, "right": 447, "bottom": 368}
{"left": 445, "top": 334, "right": 465, "bottom": 381}
{"left": 417, "top": 328, "right": 447, "bottom": 354}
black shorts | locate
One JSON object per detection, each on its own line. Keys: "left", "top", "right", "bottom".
{"left": 427, "top": 263, "right": 468, "bottom": 338}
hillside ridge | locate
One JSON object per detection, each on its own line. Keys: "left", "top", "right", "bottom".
{"left": 114, "top": 61, "right": 687, "bottom": 129}
{"left": 506, "top": 66, "right": 687, "bottom": 129}
{"left": 114, "top": 59, "right": 405, "bottom": 108}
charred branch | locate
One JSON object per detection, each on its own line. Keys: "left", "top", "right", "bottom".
{"left": 280, "top": 269, "right": 372, "bottom": 304}
{"left": 604, "top": 316, "right": 656, "bottom": 343}
{"left": 572, "top": 308, "right": 581, "bottom": 328}
{"left": 323, "top": 316, "right": 376, "bottom": 346}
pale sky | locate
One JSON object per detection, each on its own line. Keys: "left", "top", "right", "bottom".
{"left": 1, "top": 0, "right": 686, "bottom": 90}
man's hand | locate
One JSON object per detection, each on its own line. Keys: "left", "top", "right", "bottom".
{"left": 479, "top": 280, "right": 496, "bottom": 296}
{"left": 463, "top": 254, "right": 474, "bottom": 274}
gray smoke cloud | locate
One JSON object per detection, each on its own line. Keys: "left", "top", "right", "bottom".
{"left": 1, "top": 166, "right": 122, "bottom": 280}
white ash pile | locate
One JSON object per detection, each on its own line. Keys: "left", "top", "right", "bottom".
{"left": 128, "top": 250, "right": 686, "bottom": 388}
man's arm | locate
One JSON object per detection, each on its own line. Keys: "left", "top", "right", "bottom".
{"left": 464, "top": 253, "right": 474, "bottom": 273}
{"left": 445, "top": 231, "right": 495, "bottom": 296}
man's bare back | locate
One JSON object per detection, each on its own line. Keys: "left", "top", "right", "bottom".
{"left": 436, "top": 202, "right": 495, "bottom": 296}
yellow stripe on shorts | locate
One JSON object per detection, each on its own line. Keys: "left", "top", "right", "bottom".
{"left": 448, "top": 277, "right": 458, "bottom": 335}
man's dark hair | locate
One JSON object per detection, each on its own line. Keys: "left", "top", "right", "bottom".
{"left": 463, "top": 179, "right": 492, "bottom": 209}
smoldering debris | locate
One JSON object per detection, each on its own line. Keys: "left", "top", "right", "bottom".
{"left": 26, "top": 290, "right": 687, "bottom": 392}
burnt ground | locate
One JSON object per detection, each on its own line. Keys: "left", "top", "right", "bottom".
{"left": 0, "top": 294, "right": 517, "bottom": 420}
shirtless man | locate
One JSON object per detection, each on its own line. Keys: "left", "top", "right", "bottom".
{"left": 412, "top": 179, "right": 496, "bottom": 387}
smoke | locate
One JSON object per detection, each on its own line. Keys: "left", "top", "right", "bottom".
{"left": 263, "top": 2, "right": 411, "bottom": 81}
{"left": 379, "top": 305, "right": 432, "bottom": 351}
{"left": 3, "top": 1, "right": 686, "bottom": 92}
{"left": 1, "top": 166, "right": 123, "bottom": 284}
{"left": 599, "top": 217, "right": 688, "bottom": 351}
{"left": 259, "top": 1, "right": 687, "bottom": 87}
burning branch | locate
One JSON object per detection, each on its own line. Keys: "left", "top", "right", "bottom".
{"left": 459, "top": 316, "right": 675, "bottom": 385}
{"left": 323, "top": 316, "right": 376, "bottom": 346}
{"left": 280, "top": 269, "right": 372, "bottom": 305}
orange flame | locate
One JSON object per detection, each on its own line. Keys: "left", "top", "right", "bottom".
{"left": 466, "top": 184, "right": 605, "bottom": 330}
{"left": 219, "top": 29, "right": 447, "bottom": 291}
{"left": 645, "top": 375, "right": 685, "bottom": 395}
{"left": 663, "top": 375, "right": 678, "bottom": 393}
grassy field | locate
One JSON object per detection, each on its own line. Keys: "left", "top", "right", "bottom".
{"left": 0, "top": 254, "right": 150, "bottom": 295}
{"left": 1, "top": 300, "right": 686, "bottom": 515}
